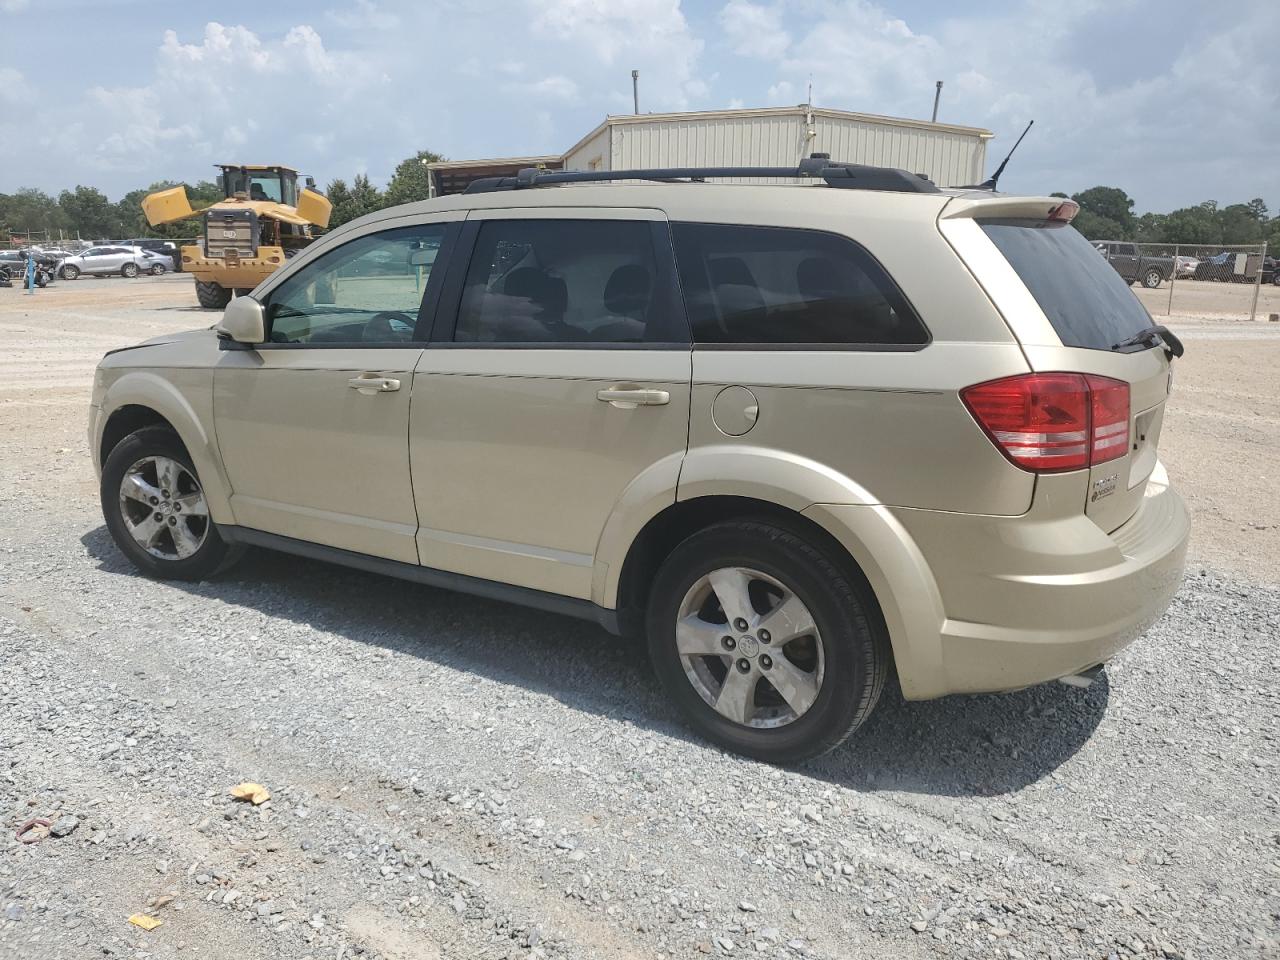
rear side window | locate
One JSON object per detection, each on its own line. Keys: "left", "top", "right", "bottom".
{"left": 671, "top": 223, "right": 928, "bottom": 347}
{"left": 455, "top": 219, "right": 680, "bottom": 344}
{"left": 979, "top": 220, "right": 1152, "bottom": 350}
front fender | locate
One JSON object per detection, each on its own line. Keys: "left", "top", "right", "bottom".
{"left": 98, "top": 369, "right": 234, "bottom": 525}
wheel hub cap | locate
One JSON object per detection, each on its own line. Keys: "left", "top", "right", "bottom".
{"left": 675, "top": 566, "right": 824, "bottom": 730}
{"left": 118, "top": 456, "right": 210, "bottom": 561}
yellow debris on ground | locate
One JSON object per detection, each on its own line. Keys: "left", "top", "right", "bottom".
{"left": 127, "top": 914, "right": 163, "bottom": 931}
{"left": 229, "top": 782, "right": 271, "bottom": 805}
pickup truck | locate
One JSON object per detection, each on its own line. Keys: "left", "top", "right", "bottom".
{"left": 1094, "top": 241, "right": 1174, "bottom": 288}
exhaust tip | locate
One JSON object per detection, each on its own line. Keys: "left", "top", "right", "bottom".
{"left": 1058, "top": 664, "right": 1105, "bottom": 689}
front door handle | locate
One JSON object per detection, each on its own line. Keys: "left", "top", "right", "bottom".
{"left": 596, "top": 387, "right": 671, "bottom": 409}
{"left": 348, "top": 375, "right": 401, "bottom": 395}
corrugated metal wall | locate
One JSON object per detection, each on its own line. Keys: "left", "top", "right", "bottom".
{"left": 590, "top": 112, "right": 986, "bottom": 187}
{"left": 812, "top": 115, "right": 985, "bottom": 186}
{"left": 565, "top": 126, "right": 611, "bottom": 171}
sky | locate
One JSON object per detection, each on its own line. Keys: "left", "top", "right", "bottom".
{"left": 0, "top": 0, "right": 1275, "bottom": 214}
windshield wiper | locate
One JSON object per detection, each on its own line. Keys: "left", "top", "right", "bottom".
{"left": 1111, "top": 324, "right": 1184, "bottom": 359}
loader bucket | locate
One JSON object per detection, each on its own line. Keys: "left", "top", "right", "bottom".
{"left": 295, "top": 187, "right": 333, "bottom": 229}
{"left": 141, "top": 186, "right": 197, "bottom": 227}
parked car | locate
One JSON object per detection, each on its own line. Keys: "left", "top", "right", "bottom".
{"left": 1173, "top": 255, "right": 1198, "bottom": 279}
{"left": 140, "top": 250, "right": 174, "bottom": 275}
{"left": 1193, "top": 251, "right": 1265, "bottom": 283}
{"left": 89, "top": 161, "right": 1189, "bottom": 763}
{"left": 59, "top": 245, "right": 150, "bottom": 279}
{"left": 1094, "top": 241, "right": 1173, "bottom": 288}
{"left": 1260, "top": 256, "right": 1278, "bottom": 286}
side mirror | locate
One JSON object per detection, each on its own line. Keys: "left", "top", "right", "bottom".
{"left": 217, "top": 296, "right": 265, "bottom": 347}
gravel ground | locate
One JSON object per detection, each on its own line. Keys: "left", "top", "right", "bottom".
{"left": 1, "top": 278, "right": 1279, "bottom": 960}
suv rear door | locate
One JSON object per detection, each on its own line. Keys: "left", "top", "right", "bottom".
{"left": 411, "top": 208, "right": 691, "bottom": 600}
{"left": 942, "top": 198, "right": 1173, "bottom": 532}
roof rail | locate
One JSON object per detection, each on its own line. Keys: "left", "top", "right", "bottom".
{"left": 464, "top": 155, "right": 940, "bottom": 195}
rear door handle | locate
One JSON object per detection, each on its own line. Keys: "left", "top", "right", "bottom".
{"left": 596, "top": 387, "right": 670, "bottom": 409}
{"left": 348, "top": 375, "right": 401, "bottom": 395}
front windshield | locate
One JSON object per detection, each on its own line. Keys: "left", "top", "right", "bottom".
{"left": 222, "top": 168, "right": 286, "bottom": 203}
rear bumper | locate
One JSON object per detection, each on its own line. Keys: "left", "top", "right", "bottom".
{"left": 892, "top": 464, "right": 1188, "bottom": 696}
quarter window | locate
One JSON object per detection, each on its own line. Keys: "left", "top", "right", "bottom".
{"left": 454, "top": 219, "right": 675, "bottom": 344}
{"left": 263, "top": 225, "right": 447, "bottom": 345}
{"left": 671, "top": 223, "right": 928, "bottom": 347}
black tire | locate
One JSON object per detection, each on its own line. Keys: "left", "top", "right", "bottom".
{"left": 121, "top": 262, "right": 139, "bottom": 279}
{"left": 35, "top": 271, "right": 48, "bottom": 288}
{"left": 1141, "top": 269, "right": 1163, "bottom": 289}
{"left": 195, "top": 279, "right": 232, "bottom": 309}
{"left": 646, "top": 520, "right": 888, "bottom": 763}
{"left": 232, "top": 288, "right": 252, "bottom": 297}
{"left": 101, "top": 426, "right": 243, "bottom": 580}
{"left": 150, "top": 264, "right": 166, "bottom": 276}
{"left": 60, "top": 264, "right": 79, "bottom": 280}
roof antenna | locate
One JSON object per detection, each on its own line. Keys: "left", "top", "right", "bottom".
{"left": 980, "top": 119, "right": 1033, "bottom": 191}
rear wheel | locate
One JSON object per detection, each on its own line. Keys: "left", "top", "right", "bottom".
{"left": 60, "top": 264, "right": 79, "bottom": 280}
{"left": 646, "top": 520, "right": 887, "bottom": 763}
{"left": 1141, "top": 268, "right": 1162, "bottom": 289}
{"left": 101, "top": 426, "right": 242, "bottom": 580}
{"left": 195, "top": 279, "right": 232, "bottom": 309}
{"left": 121, "top": 262, "right": 139, "bottom": 278}
{"left": 149, "top": 263, "right": 166, "bottom": 276}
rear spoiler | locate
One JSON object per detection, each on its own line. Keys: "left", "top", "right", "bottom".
{"left": 939, "top": 194, "right": 1078, "bottom": 223}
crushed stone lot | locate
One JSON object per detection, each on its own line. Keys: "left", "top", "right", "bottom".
{"left": 2, "top": 278, "right": 1279, "bottom": 959}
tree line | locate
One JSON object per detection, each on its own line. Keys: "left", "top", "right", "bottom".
{"left": 0, "top": 149, "right": 443, "bottom": 244}
{"left": 1053, "top": 186, "right": 1277, "bottom": 249}
{"left": 1, "top": 158, "right": 1274, "bottom": 252}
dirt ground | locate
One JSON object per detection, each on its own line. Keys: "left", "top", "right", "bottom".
{"left": 1134, "top": 277, "right": 1280, "bottom": 322}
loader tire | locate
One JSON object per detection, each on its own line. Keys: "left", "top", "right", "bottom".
{"left": 195, "top": 279, "right": 232, "bottom": 310}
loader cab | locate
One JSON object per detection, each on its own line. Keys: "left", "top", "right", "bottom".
{"left": 218, "top": 165, "right": 299, "bottom": 207}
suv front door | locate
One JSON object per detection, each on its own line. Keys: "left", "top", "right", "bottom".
{"left": 213, "top": 216, "right": 458, "bottom": 562}
{"left": 411, "top": 209, "right": 692, "bottom": 599}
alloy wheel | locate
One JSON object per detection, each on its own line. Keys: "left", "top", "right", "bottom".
{"left": 675, "top": 566, "right": 824, "bottom": 729}
{"left": 118, "top": 456, "right": 210, "bottom": 560}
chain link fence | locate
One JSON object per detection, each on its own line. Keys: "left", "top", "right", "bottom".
{"left": 1094, "top": 240, "right": 1276, "bottom": 321}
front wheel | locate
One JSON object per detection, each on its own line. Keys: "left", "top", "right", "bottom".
{"left": 101, "top": 426, "right": 243, "bottom": 580}
{"left": 195, "top": 279, "right": 232, "bottom": 309}
{"left": 1141, "top": 269, "right": 1163, "bottom": 289}
{"left": 121, "top": 262, "right": 139, "bottom": 278}
{"left": 61, "top": 264, "right": 79, "bottom": 280}
{"left": 646, "top": 520, "right": 888, "bottom": 763}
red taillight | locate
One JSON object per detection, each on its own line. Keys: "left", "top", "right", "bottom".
{"left": 1047, "top": 199, "right": 1079, "bottom": 222}
{"left": 1085, "top": 375, "right": 1129, "bottom": 464}
{"left": 961, "top": 373, "right": 1129, "bottom": 473}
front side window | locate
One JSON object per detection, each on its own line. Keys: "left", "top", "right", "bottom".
{"left": 671, "top": 223, "right": 928, "bottom": 347}
{"left": 454, "top": 219, "right": 674, "bottom": 344}
{"left": 263, "top": 224, "right": 447, "bottom": 345}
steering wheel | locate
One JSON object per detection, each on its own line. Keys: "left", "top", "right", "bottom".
{"left": 363, "top": 310, "right": 416, "bottom": 342}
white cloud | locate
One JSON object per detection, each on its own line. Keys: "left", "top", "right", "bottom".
{"left": 0, "top": 0, "right": 29, "bottom": 11}
{"left": 528, "top": 75, "right": 579, "bottom": 99}
{"left": 719, "top": 1, "right": 790, "bottom": 59}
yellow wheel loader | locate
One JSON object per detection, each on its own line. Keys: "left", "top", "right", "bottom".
{"left": 142, "top": 165, "right": 332, "bottom": 309}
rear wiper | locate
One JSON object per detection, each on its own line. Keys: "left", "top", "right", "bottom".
{"left": 1112, "top": 324, "right": 1184, "bottom": 359}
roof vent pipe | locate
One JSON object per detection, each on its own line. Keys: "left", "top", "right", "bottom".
{"left": 632, "top": 70, "right": 639, "bottom": 114}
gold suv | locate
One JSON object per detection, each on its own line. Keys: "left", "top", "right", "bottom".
{"left": 89, "top": 160, "right": 1189, "bottom": 762}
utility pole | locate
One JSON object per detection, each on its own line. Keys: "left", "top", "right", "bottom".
{"left": 632, "top": 70, "right": 640, "bottom": 114}
{"left": 931, "top": 80, "right": 943, "bottom": 122}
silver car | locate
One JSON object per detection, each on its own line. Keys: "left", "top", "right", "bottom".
{"left": 139, "top": 250, "right": 174, "bottom": 275}
{"left": 59, "top": 245, "right": 148, "bottom": 280}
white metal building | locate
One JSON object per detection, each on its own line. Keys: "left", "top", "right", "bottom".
{"left": 428, "top": 105, "right": 992, "bottom": 196}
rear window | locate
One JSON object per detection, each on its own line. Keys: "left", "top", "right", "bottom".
{"left": 980, "top": 220, "right": 1152, "bottom": 350}
{"left": 672, "top": 223, "right": 929, "bottom": 348}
